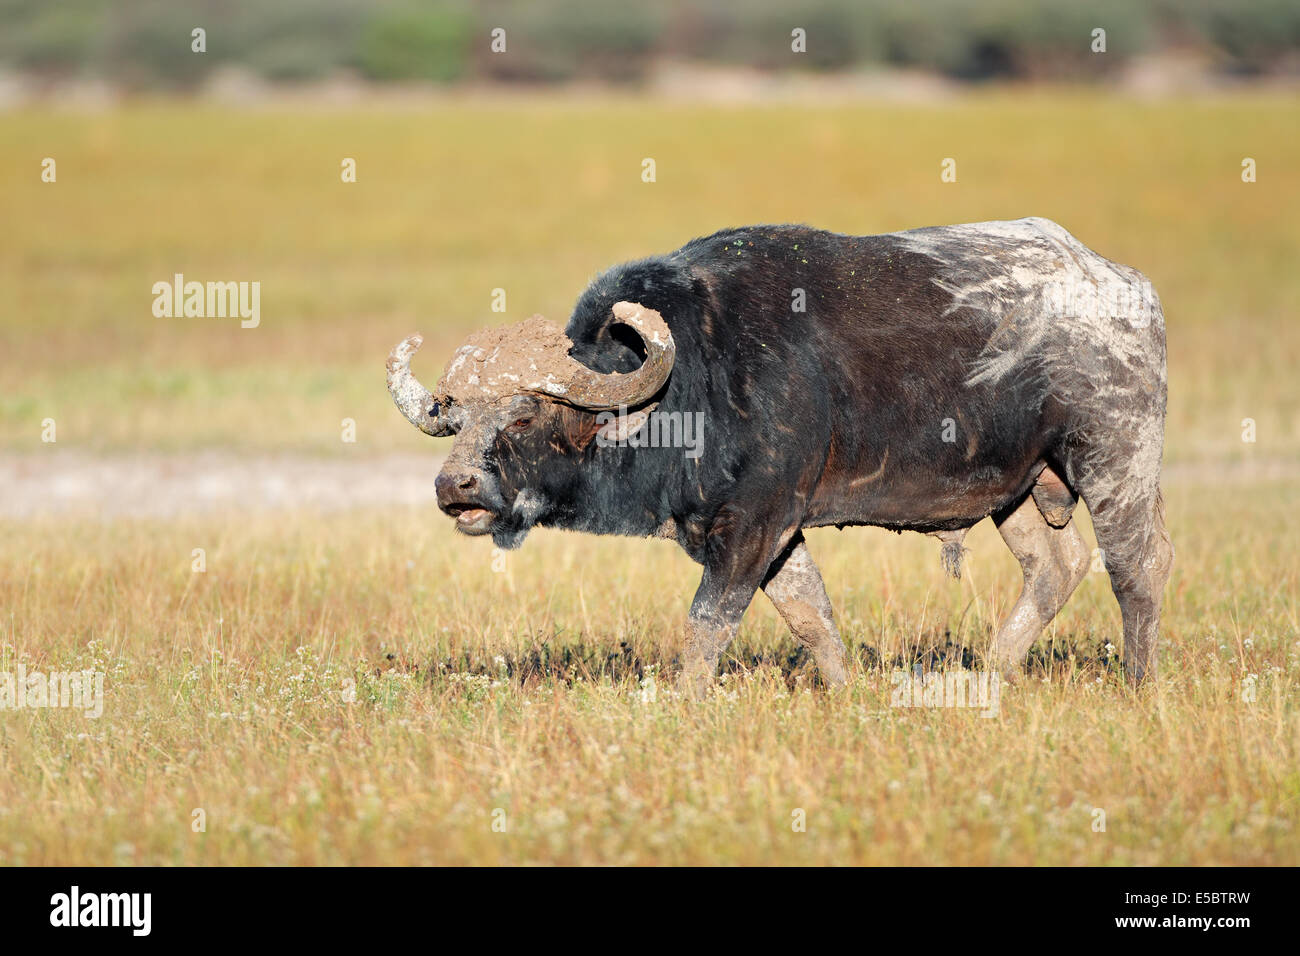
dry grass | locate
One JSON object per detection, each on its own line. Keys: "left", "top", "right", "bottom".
{"left": 0, "top": 477, "right": 1295, "bottom": 865}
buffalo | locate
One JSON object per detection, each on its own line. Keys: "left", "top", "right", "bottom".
{"left": 387, "top": 218, "right": 1173, "bottom": 694}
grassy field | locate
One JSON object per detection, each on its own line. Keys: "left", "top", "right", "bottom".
{"left": 1, "top": 91, "right": 1298, "bottom": 865}
{"left": 2, "top": 91, "right": 1297, "bottom": 459}
{"left": 0, "top": 479, "right": 1296, "bottom": 865}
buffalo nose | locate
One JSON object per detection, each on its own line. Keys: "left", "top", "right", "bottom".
{"left": 435, "top": 471, "right": 478, "bottom": 505}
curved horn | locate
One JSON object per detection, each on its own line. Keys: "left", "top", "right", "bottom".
{"left": 555, "top": 302, "right": 675, "bottom": 410}
{"left": 386, "top": 334, "right": 449, "bottom": 437}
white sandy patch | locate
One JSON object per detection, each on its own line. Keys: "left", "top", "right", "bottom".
{"left": 0, "top": 452, "right": 1292, "bottom": 522}
{"left": 0, "top": 452, "right": 443, "bottom": 520}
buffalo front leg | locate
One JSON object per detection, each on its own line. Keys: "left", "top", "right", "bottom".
{"left": 761, "top": 533, "right": 848, "bottom": 686}
{"left": 680, "top": 610, "right": 742, "bottom": 700}
{"left": 679, "top": 515, "right": 794, "bottom": 699}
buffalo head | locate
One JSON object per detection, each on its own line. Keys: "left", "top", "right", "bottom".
{"left": 386, "top": 301, "right": 675, "bottom": 548}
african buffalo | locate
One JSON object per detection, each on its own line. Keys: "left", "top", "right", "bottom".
{"left": 387, "top": 218, "right": 1173, "bottom": 694}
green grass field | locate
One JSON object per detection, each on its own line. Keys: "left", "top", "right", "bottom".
{"left": 1, "top": 91, "right": 1298, "bottom": 864}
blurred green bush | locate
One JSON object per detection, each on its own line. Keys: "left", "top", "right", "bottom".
{"left": 0, "top": 0, "right": 1295, "bottom": 87}
{"left": 358, "top": 2, "right": 472, "bottom": 82}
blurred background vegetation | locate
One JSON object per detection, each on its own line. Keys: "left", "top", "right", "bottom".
{"left": 1, "top": 2, "right": 1296, "bottom": 461}
{"left": 3, "top": 94, "right": 1296, "bottom": 459}
{"left": 1, "top": 0, "right": 1298, "bottom": 88}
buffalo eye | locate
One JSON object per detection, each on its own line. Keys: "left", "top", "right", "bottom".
{"left": 509, "top": 417, "right": 533, "bottom": 432}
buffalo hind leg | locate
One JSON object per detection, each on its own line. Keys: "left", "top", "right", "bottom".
{"left": 761, "top": 533, "right": 849, "bottom": 686}
{"left": 1082, "top": 487, "right": 1174, "bottom": 684}
{"left": 989, "top": 492, "right": 1090, "bottom": 679}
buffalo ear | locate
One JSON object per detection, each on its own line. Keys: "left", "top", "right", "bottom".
{"left": 558, "top": 405, "right": 603, "bottom": 451}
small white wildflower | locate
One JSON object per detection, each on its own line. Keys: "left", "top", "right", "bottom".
{"left": 638, "top": 676, "right": 657, "bottom": 703}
